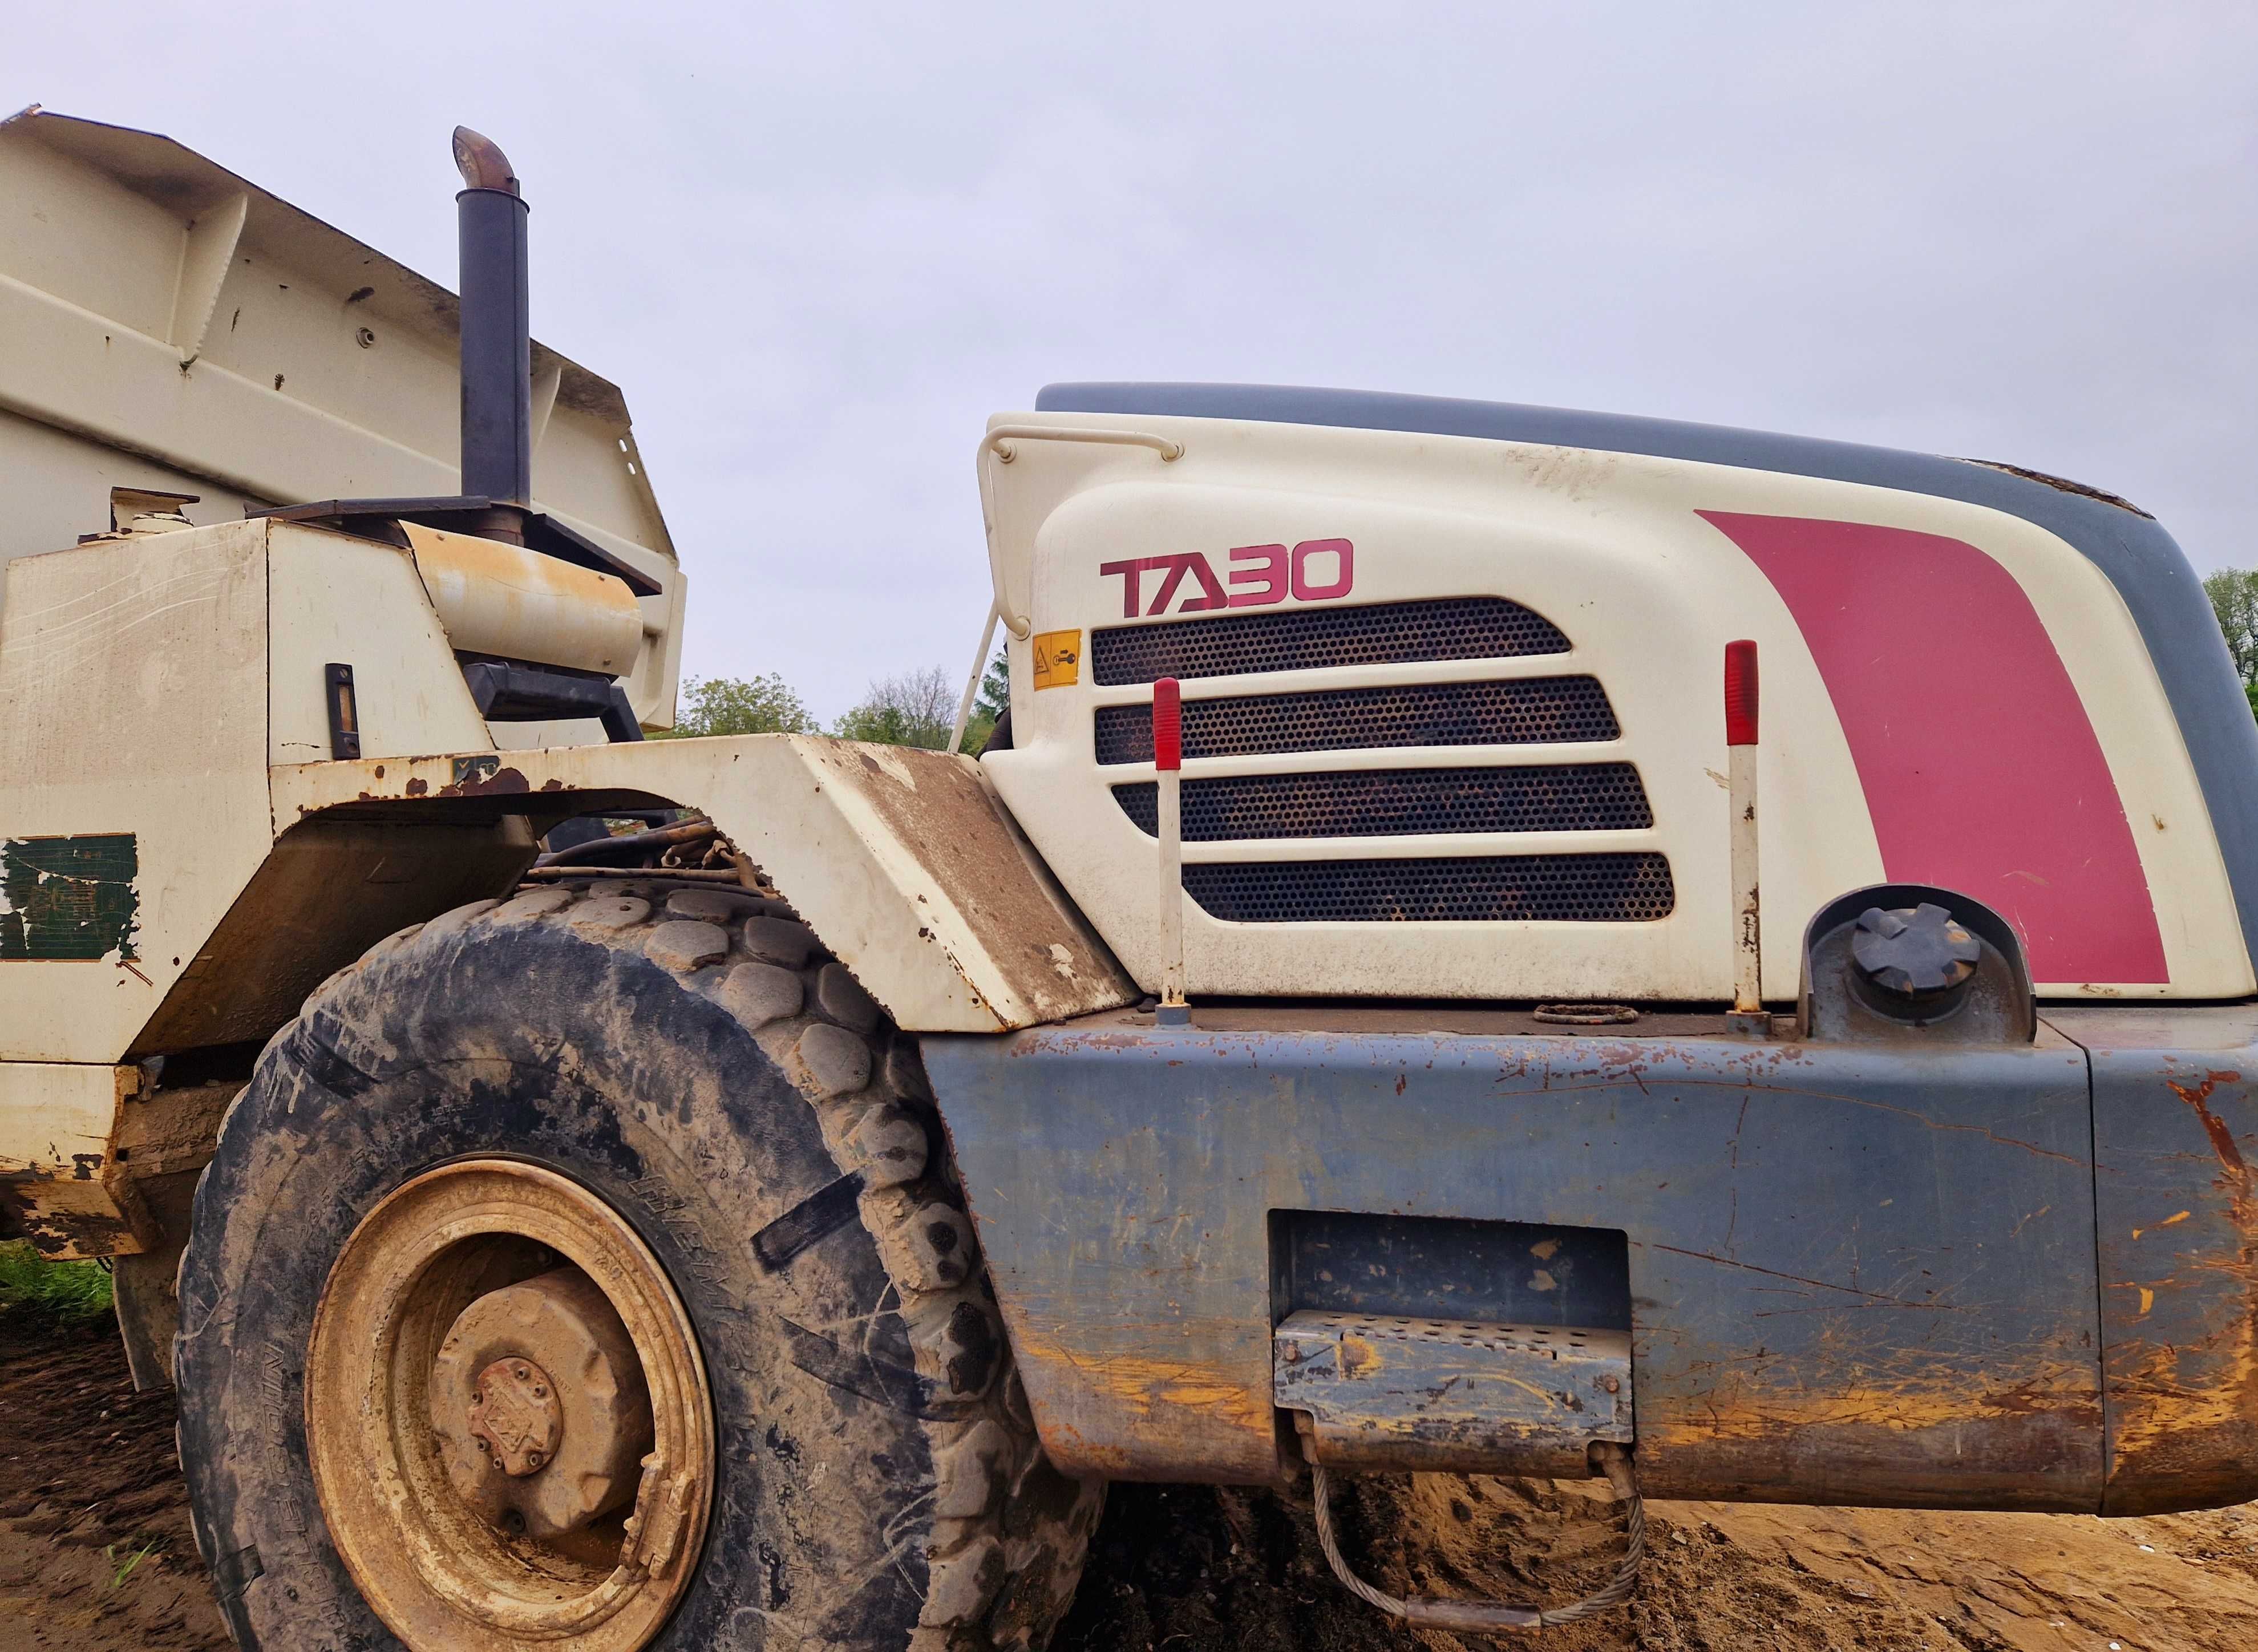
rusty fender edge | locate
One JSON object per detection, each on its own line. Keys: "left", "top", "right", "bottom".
{"left": 268, "top": 737, "right": 1135, "bottom": 1035}
{"left": 925, "top": 1010, "right": 2258, "bottom": 1514}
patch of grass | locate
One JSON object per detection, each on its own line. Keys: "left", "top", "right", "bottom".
{"left": 105, "top": 1539, "right": 158, "bottom": 1589}
{"left": 0, "top": 1238, "right": 115, "bottom": 1327}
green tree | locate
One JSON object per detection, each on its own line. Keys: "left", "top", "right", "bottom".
{"left": 974, "top": 645, "right": 1008, "bottom": 723}
{"left": 2203, "top": 568, "right": 2258, "bottom": 696}
{"left": 833, "top": 666, "right": 954, "bottom": 749}
{"left": 961, "top": 645, "right": 1009, "bottom": 751}
{"left": 663, "top": 673, "right": 817, "bottom": 738}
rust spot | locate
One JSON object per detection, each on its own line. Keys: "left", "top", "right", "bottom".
{"left": 2109, "top": 1070, "right": 2258, "bottom": 1510}
{"left": 404, "top": 778, "right": 429, "bottom": 796}
{"left": 2166, "top": 1071, "right": 2253, "bottom": 1218}
{"left": 1037, "top": 1417, "right": 1134, "bottom": 1477}
{"left": 1976, "top": 1378, "right": 2103, "bottom": 1428}
{"left": 440, "top": 765, "right": 531, "bottom": 798}
{"left": 1958, "top": 457, "right": 2154, "bottom": 518}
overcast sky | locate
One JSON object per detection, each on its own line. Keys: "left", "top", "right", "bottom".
{"left": 15, "top": 5, "right": 2257, "bottom": 720}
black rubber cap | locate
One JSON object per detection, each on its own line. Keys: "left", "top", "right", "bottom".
{"left": 1851, "top": 902, "right": 1981, "bottom": 997}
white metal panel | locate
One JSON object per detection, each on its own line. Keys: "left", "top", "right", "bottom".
{"left": 979, "top": 414, "right": 2245, "bottom": 1002}
{"left": 0, "top": 520, "right": 274, "bottom": 1060}
{"left": 267, "top": 523, "right": 493, "bottom": 766}
{"left": 0, "top": 406, "right": 256, "bottom": 562}
{"left": 269, "top": 736, "right": 1138, "bottom": 1033}
{"left": 0, "top": 1062, "right": 139, "bottom": 1260}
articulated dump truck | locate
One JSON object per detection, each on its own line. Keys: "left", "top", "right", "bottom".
{"left": 3, "top": 107, "right": 2255, "bottom": 1651}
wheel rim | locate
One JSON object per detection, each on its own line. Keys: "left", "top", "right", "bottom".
{"left": 306, "top": 1161, "right": 714, "bottom": 1651}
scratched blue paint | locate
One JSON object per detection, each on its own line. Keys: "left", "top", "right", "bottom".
{"left": 925, "top": 1021, "right": 2104, "bottom": 1507}
{"left": 2053, "top": 1004, "right": 2258, "bottom": 1515}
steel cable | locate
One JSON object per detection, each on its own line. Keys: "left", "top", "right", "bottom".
{"left": 1308, "top": 1443, "right": 1644, "bottom": 1635}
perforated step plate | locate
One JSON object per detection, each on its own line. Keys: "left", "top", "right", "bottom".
{"left": 1275, "top": 1309, "right": 1632, "bottom": 1477}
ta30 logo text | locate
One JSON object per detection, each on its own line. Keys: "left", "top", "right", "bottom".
{"left": 1099, "top": 539, "right": 1354, "bottom": 618}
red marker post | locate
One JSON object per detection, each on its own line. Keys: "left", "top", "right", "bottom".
{"left": 1723, "top": 641, "right": 1763, "bottom": 1031}
{"left": 1153, "top": 678, "right": 1189, "bottom": 1022}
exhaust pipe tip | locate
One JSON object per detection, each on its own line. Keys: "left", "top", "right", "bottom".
{"left": 452, "top": 126, "right": 520, "bottom": 196}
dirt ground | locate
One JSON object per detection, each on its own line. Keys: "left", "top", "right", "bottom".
{"left": 0, "top": 1317, "right": 229, "bottom": 1649}
{"left": 5, "top": 1320, "right": 2256, "bottom": 1651}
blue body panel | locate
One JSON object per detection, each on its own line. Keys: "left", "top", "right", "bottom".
{"left": 925, "top": 1015, "right": 2107, "bottom": 1508}
{"left": 2054, "top": 1005, "right": 2258, "bottom": 1514}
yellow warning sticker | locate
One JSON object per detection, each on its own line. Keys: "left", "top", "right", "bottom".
{"left": 1031, "top": 629, "right": 1082, "bottom": 690}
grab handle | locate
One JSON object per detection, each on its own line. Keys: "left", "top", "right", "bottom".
{"left": 974, "top": 423, "right": 1185, "bottom": 642}
{"left": 982, "top": 425, "right": 1183, "bottom": 463}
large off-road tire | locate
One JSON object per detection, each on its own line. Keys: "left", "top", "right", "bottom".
{"left": 175, "top": 880, "right": 1102, "bottom": 1652}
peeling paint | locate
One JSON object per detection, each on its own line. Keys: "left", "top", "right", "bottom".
{"left": 0, "top": 834, "right": 137, "bottom": 961}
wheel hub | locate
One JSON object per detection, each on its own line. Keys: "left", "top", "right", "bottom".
{"left": 305, "top": 1161, "right": 714, "bottom": 1651}
{"left": 467, "top": 1356, "right": 562, "bottom": 1478}
{"left": 430, "top": 1265, "right": 655, "bottom": 1538}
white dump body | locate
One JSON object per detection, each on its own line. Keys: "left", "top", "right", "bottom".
{"left": 0, "top": 107, "right": 683, "bottom": 729}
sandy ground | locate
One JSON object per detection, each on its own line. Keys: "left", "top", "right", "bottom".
{"left": 0, "top": 1318, "right": 229, "bottom": 1650}
{"left": 6, "top": 1318, "right": 2256, "bottom": 1651}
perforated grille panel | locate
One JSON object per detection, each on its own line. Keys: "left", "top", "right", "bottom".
{"left": 1111, "top": 763, "right": 1652, "bottom": 841}
{"left": 1094, "top": 677, "right": 1619, "bottom": 764}
{"left": 1091, "top": 597, "right": 1570, "bottom": 685}
{"left": 1182, "top": 853, "right": 1676, "bottom": 924}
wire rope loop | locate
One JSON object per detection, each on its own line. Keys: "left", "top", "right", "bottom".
{"left": 1307, "top": 1445, "right": 1645, "bottom": 1633}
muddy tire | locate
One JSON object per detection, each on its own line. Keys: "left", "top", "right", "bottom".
{"left": 175, "top": 881, "right": 1103, "bottom": 1651}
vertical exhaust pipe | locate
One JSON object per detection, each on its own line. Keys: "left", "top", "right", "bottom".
{"left": 453, "top": 127, "right": 532, "bottom": 536}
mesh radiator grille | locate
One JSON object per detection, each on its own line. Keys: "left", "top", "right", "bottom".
{"left": 1181, "top": 853, "right": 1677, "bottom": 924}
{"left": 1094, "top": 677, "right": 1620, "bottom": 764}
{"left": 1111, "top": 763, "right": 1652, "bottom": 841}
{"left": 1091, "top": 597, "right": 1570, "bottom": 685}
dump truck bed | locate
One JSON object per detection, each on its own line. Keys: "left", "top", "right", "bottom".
{"left": 0, "top": 106, "right": 685, "bottom": 727}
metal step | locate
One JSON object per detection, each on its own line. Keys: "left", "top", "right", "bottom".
{"left": 1274, "top": 1309, "right": 1633, "bottom": 1477}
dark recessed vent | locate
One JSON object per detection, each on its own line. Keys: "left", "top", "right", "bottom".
{"left": 1182, "top": 853, "right": 1676, "bottom": 924}
{"left": 1112, "top": 763, "right": 1652, "bottom": 841}
{"left": 1095, "top": 677, "right": 1619, "bottom": 765}
{"left": 1091, "top": 597, "right": 1570, "bottom": 685}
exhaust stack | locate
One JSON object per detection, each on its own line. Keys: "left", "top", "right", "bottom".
{"left": 452, "top": 127, "right": 533, "bottom": 532}
{"left": 253, "top": 122, "right": 662, "bottom": 745}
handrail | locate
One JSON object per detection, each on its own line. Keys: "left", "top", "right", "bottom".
{"left": 982, "top": 424, "right": 1183, "bottom": 463}
{"left": 947, "top": 600, "right": 1002, "bottom": 756}
{"left": 972, "top": 422, "right": 1186, "bottom": 647}
{"left": 968, "top": 423, "right": 1185, "bottom": 706}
